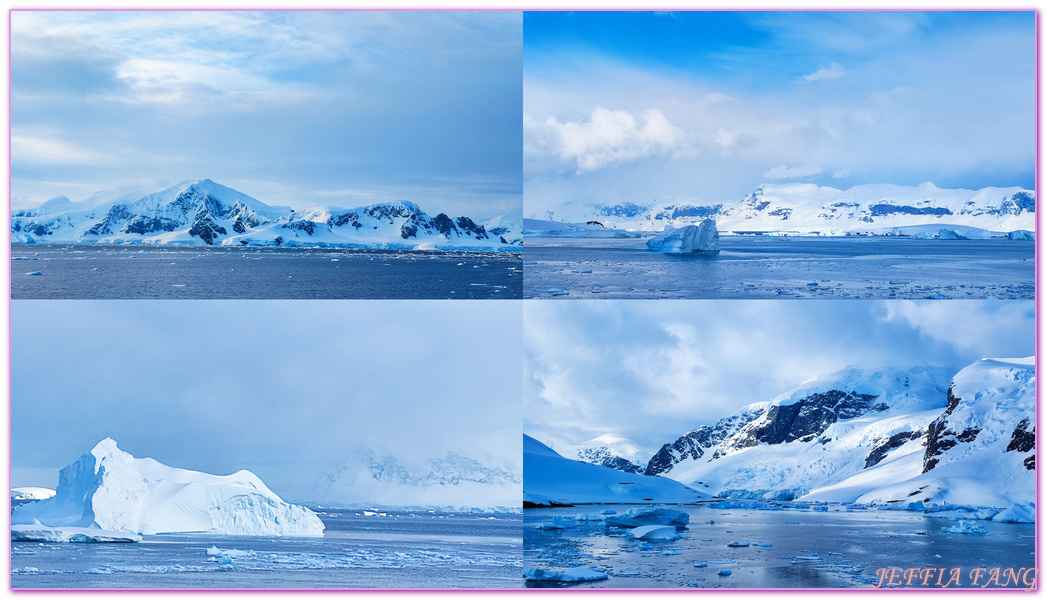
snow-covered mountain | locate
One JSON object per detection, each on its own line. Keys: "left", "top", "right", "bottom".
{"left": 645, "top": 360, "right": 1035, "bottom": 510}
{"left": 12, "top": 438, "right": 324, "bottom": 537}
{"left": 12, "top": 179, "right": 521, "bottom": 251}
{"left": 523, "top": 434, "right": 711, "bottom": 506}
{"left": 561, "top": 433, "right": 650, "bottom": 475}
{"left": 312, "top": 445, "right": 520, "bottom": 510}
{"left": 535, "top": 182, "right": 1035, "bottom": 235}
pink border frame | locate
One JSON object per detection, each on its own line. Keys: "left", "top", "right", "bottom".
{"left": 5, "top": 6, "right": 1041, "bottom": 595}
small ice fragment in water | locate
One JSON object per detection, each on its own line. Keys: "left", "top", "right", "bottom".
{"left": 727, "top": 541, "right": 749, "bottom": 547}
{"left": 695, "top": 562, "right": 708, "bottom": 568}
{"left": 600, "top": 509, "right": 617, "bottom": 515}
{"left": 524, "top": 567, "right": 608, "bottom": 582}
{"left": 25, "top": 271, "right": 41, "bottom": 276}
{"left": 941, "top": 521, "right": 987, "bottom": 534}
{"left": 717, "top": 569, "right": 732, "bottom": 576}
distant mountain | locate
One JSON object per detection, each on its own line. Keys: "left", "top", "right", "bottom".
{"left": 537, "top": 182, "right": 1035, "bottom": 235}
{"left": 646, "top": 359, "right": 1034, "bottom": 510}
{"left": 312, "top": 445, "right": 521, "bottom": 509}
{"left": 12, "top": 179, "right": 521, "bottom": 251}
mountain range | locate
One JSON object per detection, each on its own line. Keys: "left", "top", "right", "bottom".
{"left": 535, "top": 182, "right": 1035, "bottom": 235}
{"left": 13, "top": 179, "right": 521, "bottom": 251}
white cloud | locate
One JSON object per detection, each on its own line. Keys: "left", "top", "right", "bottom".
{"left": 798, "top": 62, "right": 848, "bottom": 82}
{"left": 529, "top": 106, "right": 687, "bottom": 173}
{"left": 11, "top": 135, "right": 114, "bottom": 166}
{"left": 762, "top": 164, "right": 824, "bottom": 179}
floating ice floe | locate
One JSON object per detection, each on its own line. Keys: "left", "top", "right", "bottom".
{"left": 942, "top": 521, "right": 987, "bottom": 534}
{"left": 25, "top": 271, "right": 41, "bottom": 276}
{"left": 599, "top": 509, "right": 617, "bottom": 515}
{"left": 605, "top": 507, "right": 689, "bottom": 529}
{"left": 645, "top": 220, "right": 720, "bottom": 253}
{"left": 717, "top": 569, "right": 732, "bottom": 576}
{"left": 11, "top": 523, "right": 141, "bottom": 543}
{"left": 727, "top": 541, "right": 750, "bottom": 547}
{"left": 630, "top": 525, "right": 682, "bottom": 541}
{"left": 793, "top": 553, "right": 822, "bottom": 561}
{"left": 524, "top": 567, "right": 608, "bottom": 582}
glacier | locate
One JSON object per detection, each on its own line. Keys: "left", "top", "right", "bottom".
{"left": 645, "top": 220, "right": 720, "bottom": 253}
{"left": 12, "top": 179, "right": 520, "bottom": 251}
{"left": 11, "top": 439, "right": 325, "bottom": 537}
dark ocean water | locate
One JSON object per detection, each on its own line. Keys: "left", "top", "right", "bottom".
{"left": 11, "top": 245, "right": 522, "bottom": 299}
{"left": 11, "top": 509, "right": 522, "bottom": 588}
{"left": 524, "top": 505, "right": 1035, "bottom": 589}
{"left": 524, "top": 237, "right": 1035, "bottom": 299}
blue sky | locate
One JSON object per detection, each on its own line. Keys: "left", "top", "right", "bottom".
{"left": 524, "top": 11, "right": 1035, "bottom": 217}
{"left": 524, "top": 300, "right": 1035, "bottom": 454}
{"left": 11, "top": 301, "right": 521, "bottom": 502}
{"left": 11, "top": 11, "right": 522, "bottom": 220}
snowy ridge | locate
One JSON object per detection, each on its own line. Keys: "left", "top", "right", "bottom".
{"left": 524, "top": 434, "right": 711, "bottom": 506}
{"left": 11, "top": 439, "right": 325, "bottom": 537}
{"left": 533, "top": 182, "right": 1035, "bottom": 235}
{"left": 648, "top": 360, "right": 1034, "bottom": 511}
{"left": 312, "top": 446, "right": 521, "bottom": 510}
{"left": 12, "top": 180, "right": 520, "bottom": 251}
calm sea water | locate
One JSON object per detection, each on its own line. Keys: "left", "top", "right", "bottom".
{"left": 11, "top": 245, "right": 522, "bottom": 299}
{"left": 11, "top": 509, "right": 522, "bottom": 588}
{"left": 524, "top": 237, "right": 1035, "bottom": 299}
{"left": 524, "top": 505, "right": 1035, "bottom": 589}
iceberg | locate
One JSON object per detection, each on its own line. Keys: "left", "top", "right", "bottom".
{"left": 992, "top": 502, "right": 1035, "bottom": 523}
{"left": 1008, "top": 230, "right": 1034, "bottom": 240}
{"left": 11, "top": 438, "right": 324, "bottom": 537}
{"left": 604, "top": 507, "right": 690, "bottom": 529}
{"left": 942, "top": 521, "right": 987, "bottom": 534}
{"left": 11, "top": 487, "right": 56, "bottom": 500}
{"left": 524, "top": 567, "right": 608, "bottom": 582}
{"left": 629, "top": 525, "right": 682, "bottom": 540}
{"left": 11, "top": 523, "right": 141, "bottom": 543}
{"left": 645, "top": 220, "right": 720, "bottom": 253}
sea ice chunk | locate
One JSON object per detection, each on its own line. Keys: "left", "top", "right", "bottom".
{"left": 11, "top": 438, "right": 324, "bottom": 537}
{"left": 524, "top": 567, "right": 608, "bottom": 582}
{"left": 645, "top": 220, "right": 720, "bottom": 253}
{"left": 727, "top": 541, "right": 750, "bottom": 547}
{"left": 942, "top": 520, "right": 987, "bottom": 534}
{"left": 629, "top": 525, "right": 682, "bottom": 540}
{"left": 604, "top": 507, "right": 689, "bottom": 528}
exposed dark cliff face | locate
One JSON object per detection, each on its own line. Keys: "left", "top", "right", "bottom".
{"left": 864, "top": 430, "right": 924, "bottom": 469}
{"left": 187, "top": 214, "right": 227, "bottom": 245}
{"left": 645, "top": 409, "right": 765, "bottom": 476}
{"left": 1006, "top": 418, "right": 1035, "bottom": 471}
{"left": 729, "top": 390, "right": 883, "bottom": 451}
{"left": 575, "top": 448, "right": 644, "bottom": 475}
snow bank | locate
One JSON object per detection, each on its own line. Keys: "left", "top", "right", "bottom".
{"left": 11, "top": 438, "right": 324, "bottom": 537}
{"left": 11, "top": 523, "right": 142, "bottom": 543}
{"left": 646, "top": 220, "right": 720, "bottom": 253}
{"left": 523, "top": 435, "right": 710, "bottom": 505}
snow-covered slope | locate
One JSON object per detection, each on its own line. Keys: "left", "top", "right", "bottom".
{"left": 312, "top": 446, "right": 520, "bottom": 510}
{"left": 11, "top": 439, "right": 324, "bottom": 536}
{"left": 647, "top": 360, "right": 1034, "bottom": 509}
{"left": 524, "top": 434, "right": 711, "bottom": 506}
{"left": 561, "top": 433, "right": 651, "bottom": 475}
{"left": 534, "top": 182, "right": 1035, "bottom": 235}
{"left": 12, "top": 180, "right": 520, "bottom": 251}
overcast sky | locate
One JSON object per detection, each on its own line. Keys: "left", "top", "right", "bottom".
{"left": 11, "top": 301, "right": 521, "bottom": 503}
{"left": 523, "top": 11, "right": 1035, "bottom": 218}
{"left": 524, "top": 300, "right": 1035, "bottom": 455}
{"left": 11, "top": 11, "right": 522, "bottom": 220}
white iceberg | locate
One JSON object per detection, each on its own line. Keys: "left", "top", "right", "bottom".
{"left": 1008, "top": 230, "right": 1035, "bottom": 240}
{"left": 942, "top": 520, "right": 987, "bottom": 534}
{"left": 604, "top": 507, "right": 690, "bottom": 529}
{"left": 727, "top": 540, "right": 750, "bottom": 547}
{"left": 11, "top": 487, "right": 56, "bottom": 500}
{"left": 645, "top": 220, "right": 720, "bottom": 253}
{"left": 524, "top": 567, "right": 608, "bottom": 582}
{"left": 629, "top": 525, "right": 682, "bottom": 540}
{"left": 11, "top": 438, "right": 324, "bottom": 537}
